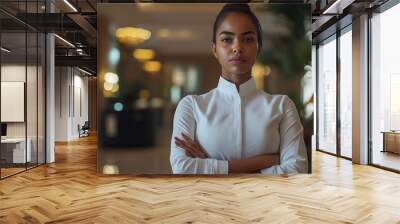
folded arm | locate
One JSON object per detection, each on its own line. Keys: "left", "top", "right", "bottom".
{"left": 170, "top": 96, "right": 229, "bottom": 174}
{"left": 170, "top": 96, "right": 279, "bottom": 174}
{"left": 175, "top": 133, "right": 279, "bottom": 173}
{"left": 261, "top": 96, "right": 308, "bottom": 175}
{"left": 173, "top": 134, "right": 279, "bottom": 174}
{"left": 228, "top": 154, "right": 279, "bottom": 173}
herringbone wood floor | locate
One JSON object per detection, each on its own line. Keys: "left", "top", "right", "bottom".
{"left": 1, "top": 135, "right": 400, "bottom": 223}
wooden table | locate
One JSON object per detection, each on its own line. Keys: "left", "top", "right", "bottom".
{"left": 381, "top": 131, "right": 400, "bottom": 154}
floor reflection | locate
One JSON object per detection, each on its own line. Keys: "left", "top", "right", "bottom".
{"left": 372, "top": 151, "right": 400, "bottom": 171}
{"left": 99, "top": 126, "right": 172, "bottom": 174}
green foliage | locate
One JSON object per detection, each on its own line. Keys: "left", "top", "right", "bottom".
{"left": 259, "top": 5, "right": 312, "bottom": 121}
{"left": 259, "top": 5, "right": 311, "bottom": 79}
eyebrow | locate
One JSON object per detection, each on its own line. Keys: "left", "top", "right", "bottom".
{"left": 219, "top": 31, "right": 256, "bottom": 36}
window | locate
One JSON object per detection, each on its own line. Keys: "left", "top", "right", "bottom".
{"left": 370, "top": 3, "right": 400, "bottom": 171}
{"left": 0, "top": 1, "right": 47, "bottom": 179}
{"left": 339, "top": 27, "right": 352, "bottom": 158}
{"left": 317, "top": 35, "right": 337, "bottom": 154}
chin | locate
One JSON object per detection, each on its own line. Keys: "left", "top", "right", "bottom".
{"left": 229, "top": 69, "right": 251, "bottom": 77}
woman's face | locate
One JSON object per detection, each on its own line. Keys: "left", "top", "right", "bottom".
{"left": 212, "top": 12, "right": 259, "bottom": 79}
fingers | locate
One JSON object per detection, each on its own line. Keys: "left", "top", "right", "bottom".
{"left": 175, "top": 137, "right": 196, "bottom": 157}
{"left": 183, "top": 135, "right": 208, "bottom": 158}
{"left": 174, "top": 135, "right": 208, "bottom": 158}
{"left": 175, "top": 137, "right": 202, "bottom": 158}
{"left": 181, "top": 134, "right": 196, "bottom": 148}
{"left": 181, "top": 134, "right": 209, "bottom": 158}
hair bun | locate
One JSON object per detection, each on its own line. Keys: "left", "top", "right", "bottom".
{"left": 222, "top": 3, "right": 251, "bottom": 12}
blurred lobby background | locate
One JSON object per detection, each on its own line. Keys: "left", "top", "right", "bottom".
{"left": 1, "top": 0, "right": 400, "bottom": 178}
{"left": 97, "top": 3, "right": 312, "bottom": 174}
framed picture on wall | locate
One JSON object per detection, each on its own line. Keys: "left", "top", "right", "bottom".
{"left": 1, "top": 81, "right": 25, "bottom": 122}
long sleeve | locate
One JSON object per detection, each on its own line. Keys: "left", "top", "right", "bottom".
{"left": 170, "top": 96, "right": 229, "bottom": 174}
{"left": 261, "top": 96, "right": 308, "bottom": 175}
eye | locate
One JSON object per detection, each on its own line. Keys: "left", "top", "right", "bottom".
{"left": 221, "top": 37, "right": 232, "bottom": 43}
{"left": 243, "top": 36, "right": 255, "bottom": 43}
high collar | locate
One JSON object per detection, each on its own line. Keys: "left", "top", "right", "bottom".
{"left": 217, "top": 75, "right": 257, "bottom": 98}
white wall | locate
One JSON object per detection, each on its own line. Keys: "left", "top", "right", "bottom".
{"left": 55, "top": 66, "right": 69, "bottom": 141}
{"left": 1, "top": 65, "right": 36, "bottom": 138}
{"left": 1, "top": 64, "right": 46, "bottom": 163}
{"left": 55, "top": 67, "right": 89, "bottom": 141}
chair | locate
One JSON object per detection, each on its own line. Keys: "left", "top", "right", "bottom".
{"left": 79, "top": 121, "right": 90, "bottom": 138}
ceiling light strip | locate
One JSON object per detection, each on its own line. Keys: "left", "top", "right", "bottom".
{"left": 1, "top": 47, "right": 11, "bottom": 53}
{"left": 77, "top": 67, "right": 93, "bottom": 76}
{"left": 54, "top": 34, "right": 75, "bottom": 48}
{"left": 63, "top": 0, "right": 78, "bottom": 12}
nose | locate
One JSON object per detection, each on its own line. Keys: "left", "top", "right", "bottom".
{"left": 232, "top": 39, "right": 243, "bottom": 55}
{"left": 233, "top": 48, "right": 242, "bottom": 55}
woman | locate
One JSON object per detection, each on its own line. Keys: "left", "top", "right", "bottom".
{"left": 170, "top": 3, "right": 308, "bottom": 174}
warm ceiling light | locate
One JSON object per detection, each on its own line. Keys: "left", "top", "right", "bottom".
{"left": 104, "top": 82, "right": 113, "bottom": 91}
{"left": 110, "top": 83, "right": 119, "bottom": 93}
{"left": 139, "top": 89, "right": 150, "bottom": 100}
{"left": 176, "top": 30, "right": 192, "bottom": 39}
{"left": 157, "top": 29, "right": 171, "bottom": 38}
{"left": 133, "top": 49, "right": 155, "bottom": 61}
{"left": 104, "top": 72, "right": 119, "bottom": 84}
{"left": 143, "top": 61, "right": 162, "bottom": 73}
{"left": 63, "top": 0, "right": 78, "bottom": 12}
{"left": 115, "top": 27, "right": 151, "bottom": 46}
{"left": 157, "top": 29, "right": 193, "bottom": 39}
{"left": 1, "top": 47, "right": 11, "bottom": 53}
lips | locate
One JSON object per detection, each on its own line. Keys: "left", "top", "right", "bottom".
{"left": 228, "top": 57, "right": 246, "bottom": 65}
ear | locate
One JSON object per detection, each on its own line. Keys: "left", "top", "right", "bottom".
{"left": 212, "top": 43, "right": 218, "bottom": 59}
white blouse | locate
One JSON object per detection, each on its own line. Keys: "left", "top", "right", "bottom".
{"left": 170, "top": 76, "right": 308, "bottom": 175}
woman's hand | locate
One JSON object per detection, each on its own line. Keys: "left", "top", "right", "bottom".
{"left": 174, "top": 133, "right": 209, "bottom": 159}
{"left": 229, "top": 153, "right": 280, "bottom": 174}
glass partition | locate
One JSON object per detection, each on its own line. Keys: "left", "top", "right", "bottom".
{"left": 0, "top": 1, "right": 46, "bottom": 179}
{"left": 38, "top": 32, "right": 45, "bottom": 165}
{"left": 370, "top": 3, "right": 400, "bottom": 171}
{"left": 1, "top": 30, "right": 28, "bottom": 177}
{"left": 339, "top": 27, "right": 352, "bottom": 158}
{"left": 27, "top": 30, "right": 38, "bottom": 169}
{"left": 317, "top": 35, "right": 337, "bottom": 155}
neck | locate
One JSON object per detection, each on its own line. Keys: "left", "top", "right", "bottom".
{"left": 221, "top": 73, "right": 252, "bottom": 92}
